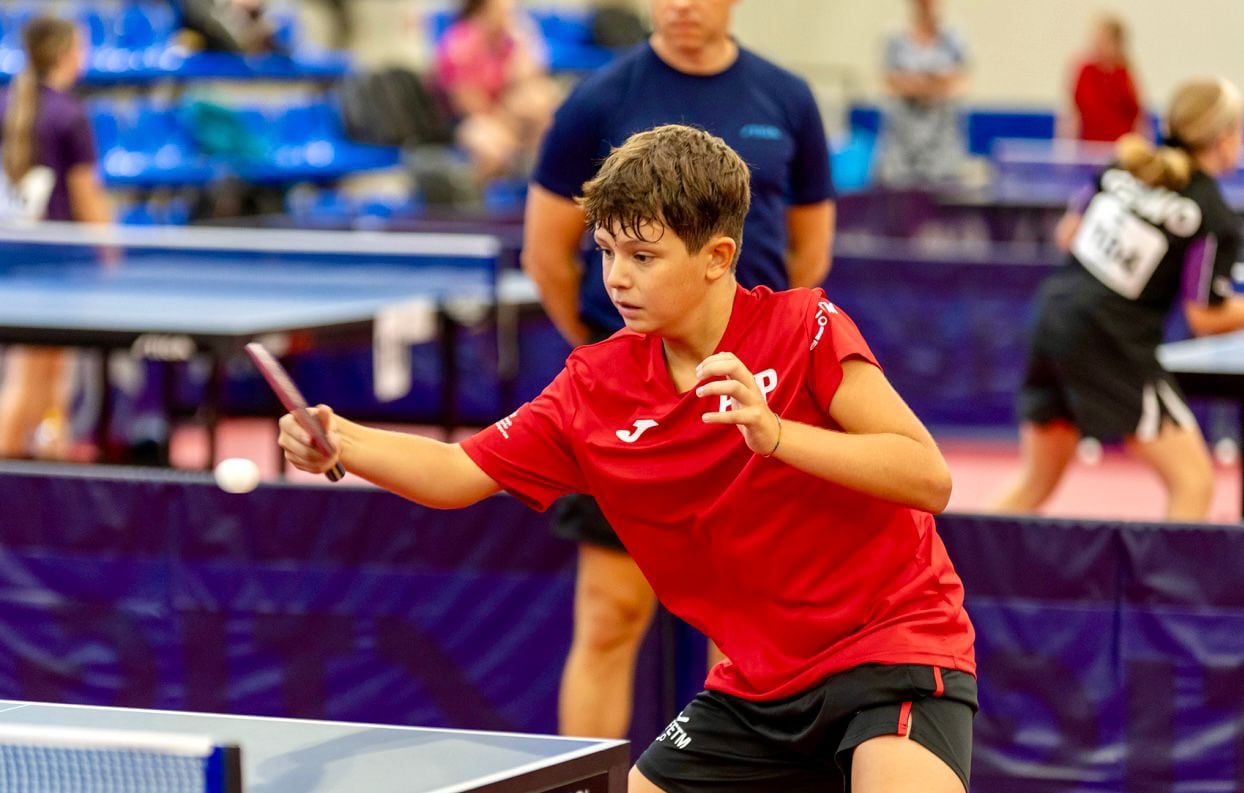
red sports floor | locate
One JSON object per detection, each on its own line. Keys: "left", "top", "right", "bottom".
{"left": 171, "top": 419, "right": 1244, "bottom": 524}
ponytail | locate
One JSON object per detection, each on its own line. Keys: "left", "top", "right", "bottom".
{"left": 1116, "top": 132, "right": 1192, "bottom": 191}
{"left": 2, "top": 16, "right": 77, "bottom": 184}
{"left": 3, "top": 70, "right": 40, "bottom": 184}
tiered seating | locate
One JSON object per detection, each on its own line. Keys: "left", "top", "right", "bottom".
{"left": 0, "top": 1, "right": 351, "bottom": 85}
{"left": 91, "top": 98, "right": 400, "bottom": 189}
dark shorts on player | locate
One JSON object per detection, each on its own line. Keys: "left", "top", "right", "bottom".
{"left": 1018, "top": 280, "right": 1197, "bottom": 442}
{"left": 636, "top": 663, "right": 977, "bottom": 793}
{"left": 552, "top": 492, "right": 627, "bottom": 551}
{"left": 551, "top": 326, "right": 628, "bottom": 552}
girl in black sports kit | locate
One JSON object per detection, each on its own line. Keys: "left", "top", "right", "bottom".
{"left": 998, "top": 77, "right": 1244, "bottom": 520}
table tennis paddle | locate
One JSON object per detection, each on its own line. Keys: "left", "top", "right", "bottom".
{"left": 245, "top": 342, "right": 345, "bottom": 482}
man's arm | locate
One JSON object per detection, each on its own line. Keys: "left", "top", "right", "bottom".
{"left": 521, "top": 184, "right": 591, "bottom": 345}
{"left": 280, "top": 406, "right": 501, "bottom": 509}
{"left": 785, "top": 201, "right": 834, "bottom": 288}
{"left": 697, "top": 355, "right": 952, "bottom": 513}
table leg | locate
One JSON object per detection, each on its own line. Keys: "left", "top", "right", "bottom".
{"left": 96, "top": 351, "right": 113, "bottom": 459}
{"left": 1237, "top": 400, "right": 1243, "bottom": 522}
{"left": 439, "top": 310, "right": 458, "bottom": 441}
{"left": 205, "top": 355, "right": 222, "bottom": 469}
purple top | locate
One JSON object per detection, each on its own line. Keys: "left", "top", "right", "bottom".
{"left": 0, "top": 85, "right": 97, "bottom": 221}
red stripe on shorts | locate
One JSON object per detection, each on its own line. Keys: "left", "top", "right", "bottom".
{"left": 933, "top": 666, "right": 944, "bottom": 697}
{"left": 896, "top": 701, "right": 913, "bottom": 737}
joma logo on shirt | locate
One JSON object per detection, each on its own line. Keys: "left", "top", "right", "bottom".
{"left": 616, "top": 419, "right": 659, "bottom": 443}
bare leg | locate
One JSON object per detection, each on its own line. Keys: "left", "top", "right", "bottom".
{"left": 706, "top": 640, "right": 726, "bottom": 669}
{"left": 852, "top": 726, "right": 965, "bottom": 793}
{"left": 559, "top": 544, "right": 657, "bottom": 738}
{"left": 1125, "top": 420, "right": 1214, "bottom": 521}
{"left": 992, "top": 421, "right": 1079, "bottom": 513}
{"left": 0, "top": 346, "right": 70, "bottom": 458}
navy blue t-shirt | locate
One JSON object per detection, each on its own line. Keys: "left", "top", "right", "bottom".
{"left": 533, "top": 42, "right": 835, "bottom": 332}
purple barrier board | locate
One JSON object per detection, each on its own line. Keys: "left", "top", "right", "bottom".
{"left": 0, "top": 464, "right": 673, "bottom": 751}
{"left": 2, "top": 466, "right": 1244, "bottom": 790}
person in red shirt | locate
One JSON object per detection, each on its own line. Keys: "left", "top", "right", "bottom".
{"left": 1064, "top": 15, "right": 1146, "bottom": 143}
{"left": 279, "top": 124, "right": 976, "bottom": 792}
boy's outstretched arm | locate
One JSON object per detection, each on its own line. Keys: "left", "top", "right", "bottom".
{"left": 279, "top": 406, "right": 502, "bottom": 509}
{"left": 698, "top": 356, "right": 952, "bottom": 514}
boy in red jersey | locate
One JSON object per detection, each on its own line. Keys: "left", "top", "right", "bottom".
{"left": 279, "top": 124, "right": 976, "bottom": 793}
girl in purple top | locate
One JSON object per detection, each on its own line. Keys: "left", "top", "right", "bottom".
{"left": 0, "top": 16, "right": 111, "bottom": 459}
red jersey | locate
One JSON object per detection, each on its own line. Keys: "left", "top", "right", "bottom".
{"left": 461, "top": 286, "right": 975, "bottom": 700}
{"left": 1073, "top": 59, "right": 1141, "bottom": 143}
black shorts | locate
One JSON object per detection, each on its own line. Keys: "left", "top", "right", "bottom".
{"left": 552, "top": 492, "right": 627, "bottom": 551}
{"left": 636, "top": 663, "right": 977, "bottom": 793}
{"left": 1018, "top": 282, "right": 1197, "bottom": 442}
{"left": 551, "top": 325, "right": 628, "bottom": 552}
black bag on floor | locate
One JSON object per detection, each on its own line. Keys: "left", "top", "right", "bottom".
{"left": 341, "top": 67, "right": 455, "bottom": 147}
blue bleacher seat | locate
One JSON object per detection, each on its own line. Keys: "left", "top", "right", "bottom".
{"left": 0, "top": 6, "right": 33, "bottom": 48}
{"left": 88, "top": 106, "right": 120, "bottom": 154}
{"left": 116, "top": 5, "right": 160, "bottom": 51}
{"left": 0, "top": 0, "right": 348, "bottom": 86}
{"left": 830, "top": 133, "right": 877, "bottom": 194}
{"left": 77, "top": 8, "right": 111, "bottom": 49}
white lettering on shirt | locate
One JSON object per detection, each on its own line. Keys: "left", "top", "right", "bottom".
{"left": 656, "top": 714, "right": 692, "bottom": 750}
{"left": 495, "top": 411, "right": 517, "bottom": 439}
{"left": 809, "top": 300, "right": 838, "bottom": 351}
{"left": 1099, "top": 168, "right": 1202, "bottom": 237}
{"left": 718, "top": 368, "right": 778, "bottom": 413}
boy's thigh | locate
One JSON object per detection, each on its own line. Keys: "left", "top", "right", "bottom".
{"left": 839, "top": 694, "right": 974, "bottom": 793}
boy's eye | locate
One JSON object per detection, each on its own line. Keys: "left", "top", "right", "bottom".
{"left": 633, "top": 252, "right": 653, "bottom": 264}
{"left": 595, "top": 246, "right": 614, "bottom": 258}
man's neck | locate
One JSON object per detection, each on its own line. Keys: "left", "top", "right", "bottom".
{"left": 649, "top": 33, "right": 738, "bottom": 76}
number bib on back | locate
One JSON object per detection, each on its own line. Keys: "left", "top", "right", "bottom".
{"left": 1072, "top": 192, "right": 1168, "bottom": 299}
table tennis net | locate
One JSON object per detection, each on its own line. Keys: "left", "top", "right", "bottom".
{"left": 0, "top": 724, "right": 240, "bottom": 793}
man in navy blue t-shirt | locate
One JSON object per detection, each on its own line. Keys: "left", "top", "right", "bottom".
{"left": 521, "top": 0, "right": 836, "bottom": 741}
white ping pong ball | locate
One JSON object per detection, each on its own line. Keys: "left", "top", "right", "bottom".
{"left": 214, "top": 457, "right": 261, "bottom": 494}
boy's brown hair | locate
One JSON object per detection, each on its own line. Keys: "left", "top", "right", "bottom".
{"left": 578, "top": 124, "right": 751, "bottom": 265}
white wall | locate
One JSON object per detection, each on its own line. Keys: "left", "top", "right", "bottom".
{"left": 732, "top": 0, "right": 1244, "bottom": 113}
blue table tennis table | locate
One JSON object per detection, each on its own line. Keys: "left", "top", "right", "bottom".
{"left": 0, "top": 223, "right": 536, "bottom": 465}
{"left": 0, "top": 699, "right": 628, "bottom": 792}
{"left": 1158, "top": 330, "right": 1244, "bottom": 518}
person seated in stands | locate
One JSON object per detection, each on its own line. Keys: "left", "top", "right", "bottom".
{"left": 178, "top": 0, "right": 283, "bottom": 55}
{"left": 876, "top": 0, "right": 969, "bottom": 188}
{"left": 1061, "top": 14, "right": 1147, "bottom": 144}
{"left": 434, "top": 0, "right": 559, "bottom": 182}
{"left": 0, "top": 16, "right": 111, "bottom": 460}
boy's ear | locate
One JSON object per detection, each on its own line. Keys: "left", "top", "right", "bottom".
{"left": 704, "top": 235, "right": 737, "bottom": 280}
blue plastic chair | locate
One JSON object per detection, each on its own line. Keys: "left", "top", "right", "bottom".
{"left": 76, "top": 7, "right": 112, "bottom": 49}
{"left": 117, "top": 4, "right": 159, "bottom": 51}
{"left": 88, "top": 104, "right": 122, "bottom": 154}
